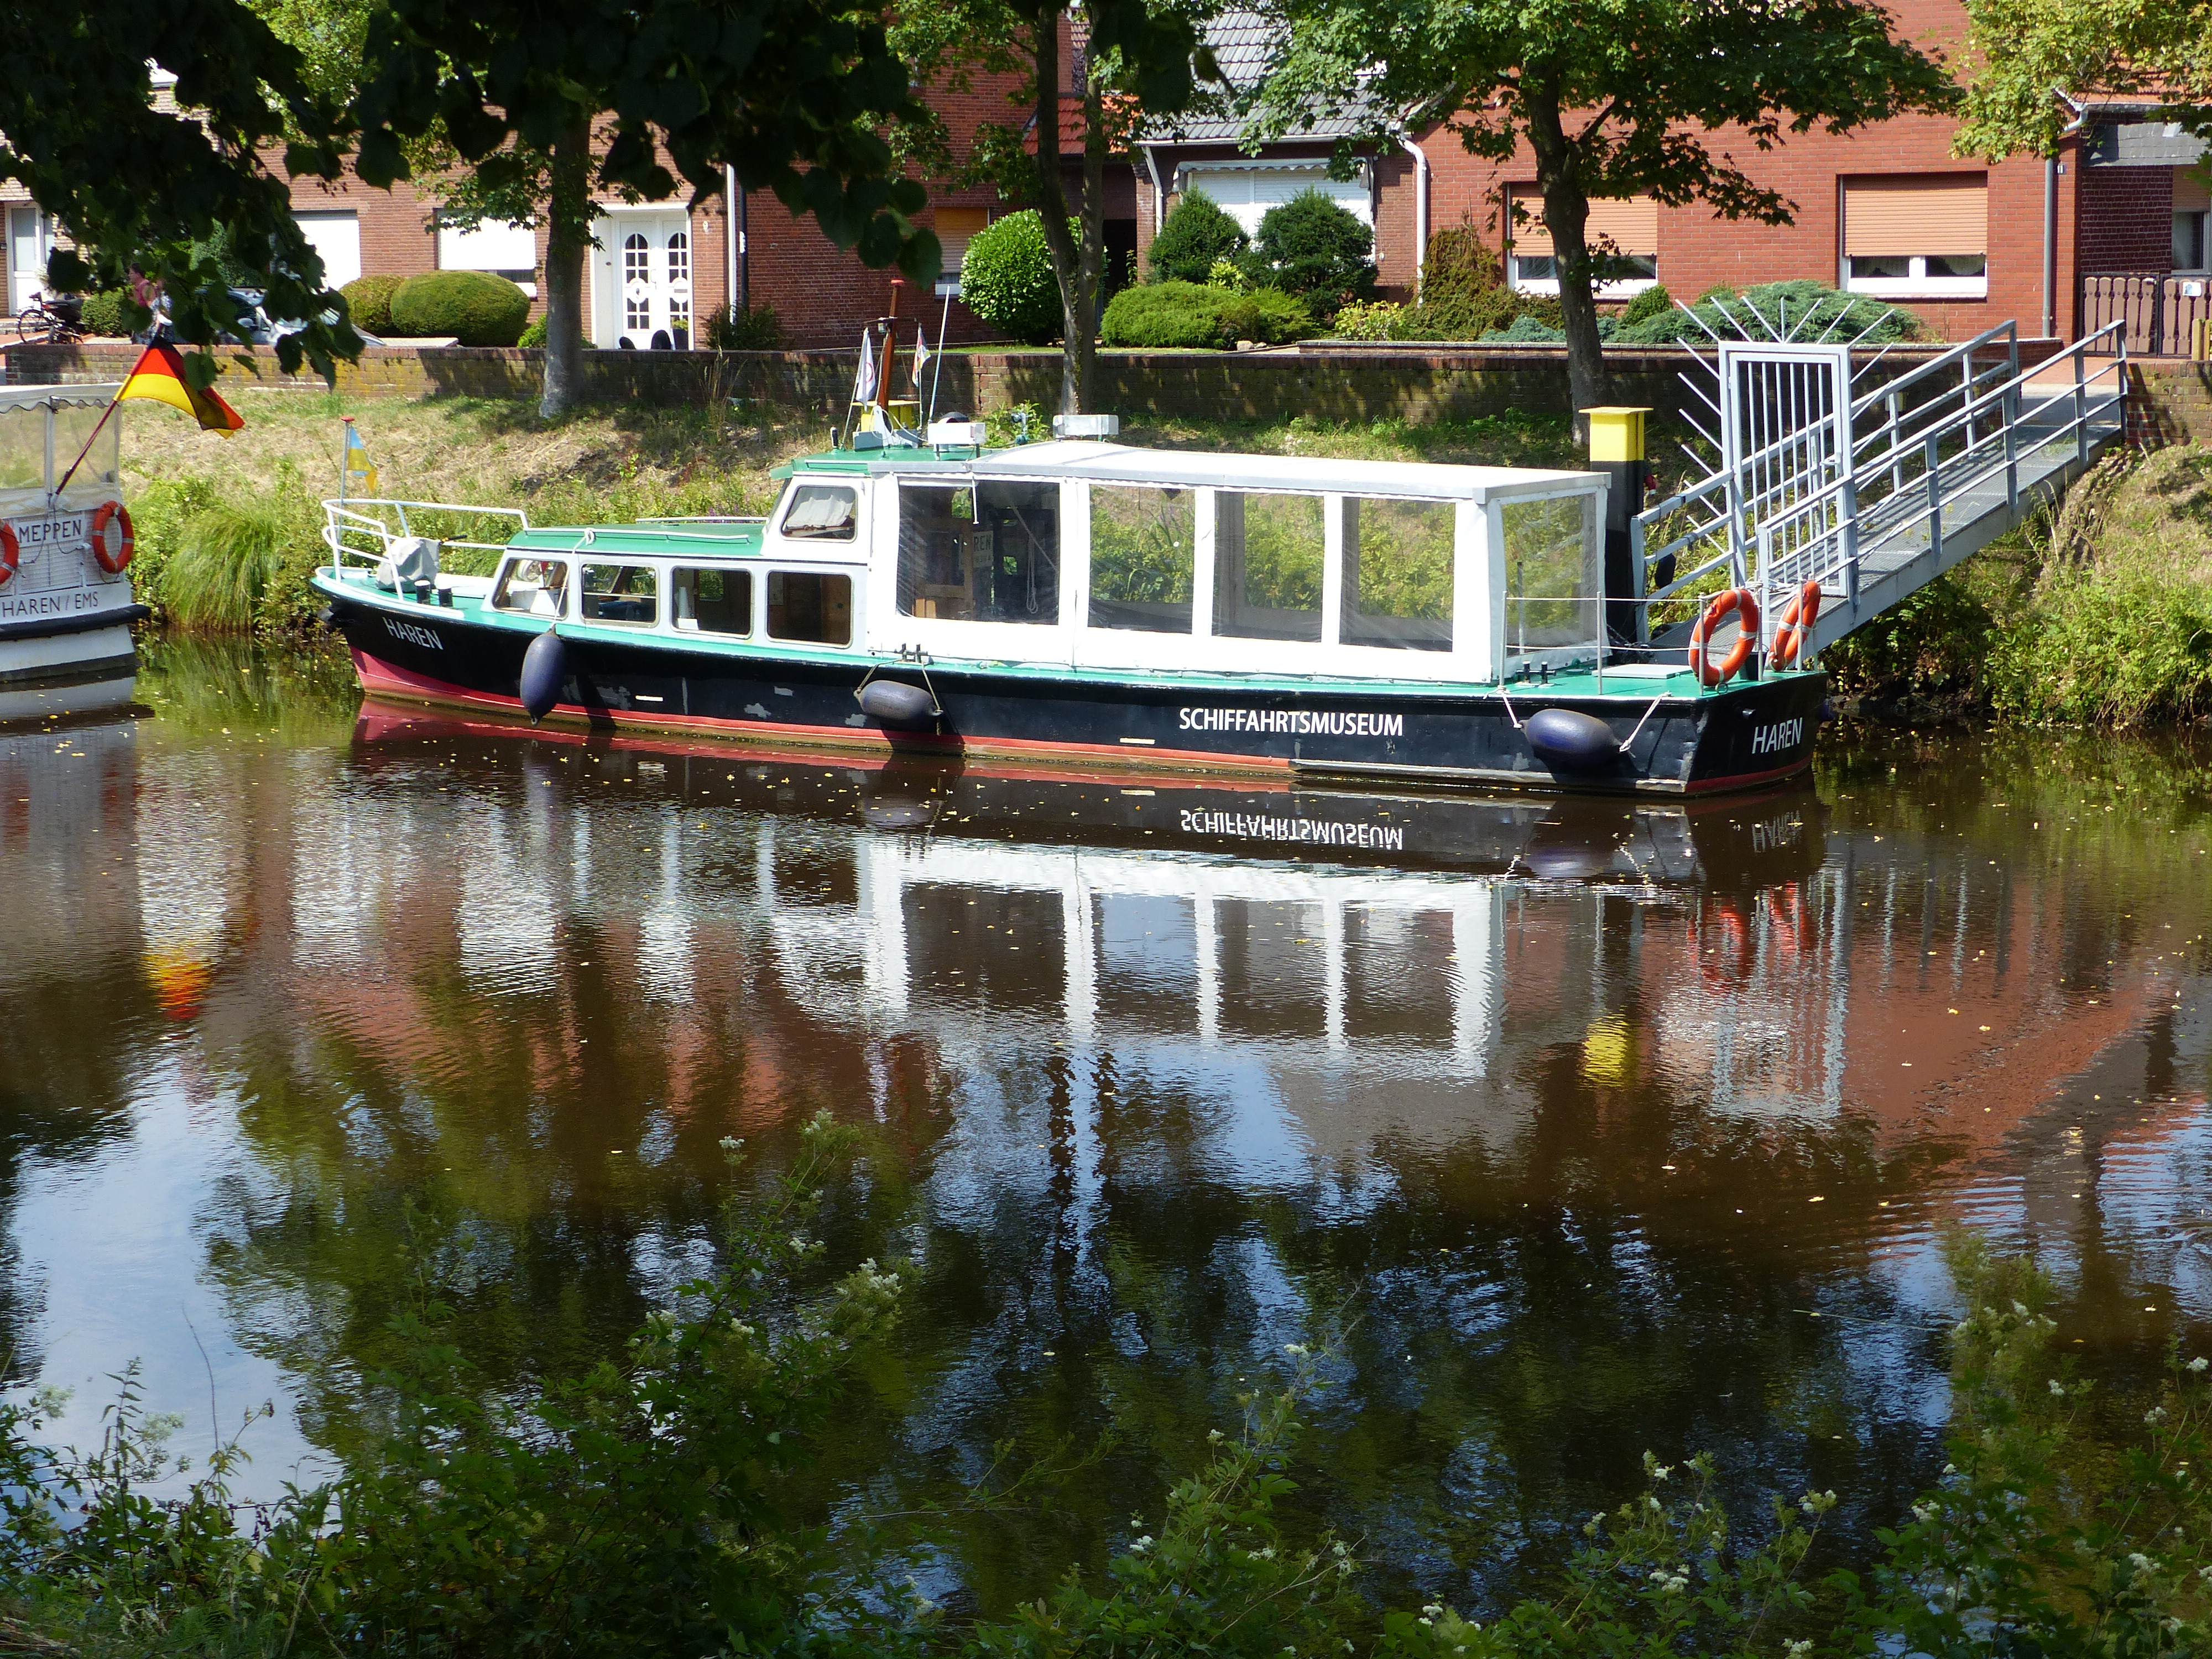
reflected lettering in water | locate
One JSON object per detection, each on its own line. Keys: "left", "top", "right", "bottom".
{"left": 0, "top": 635, "right": 2208, "bottom": 1612}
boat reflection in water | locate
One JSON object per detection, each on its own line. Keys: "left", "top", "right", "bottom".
{"left": 351, "top": 703, "right": 1835, "bottom": 1150}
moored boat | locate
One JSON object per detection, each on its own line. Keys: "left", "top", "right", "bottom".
{"left": 0, "top": 383, "right": 147, "bottom": 700}
{"left": 315, "top": 422, "right": 1825, "bottom": 796}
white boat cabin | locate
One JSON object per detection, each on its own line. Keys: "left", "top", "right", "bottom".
{"left": 467, "top": 440, "right": 1611, "bottom": 685}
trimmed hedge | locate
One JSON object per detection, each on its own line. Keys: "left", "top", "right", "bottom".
{"left": 387, "top": 270, "right": 531, "bottom": 346}
{"left": 1100, "top": 281, "right": 1311, "bottom": 349}
{"left": 341, "top": 274, "right": 406, "bottom": 337}
{"left": 961, "top": 212, "right": 1068, "bottom": 345}
{"left": 1148, "top": 192, "right": 1248, "bottom": 284}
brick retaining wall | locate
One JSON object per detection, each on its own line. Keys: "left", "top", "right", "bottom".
{"left": 0, "top": 337, "right": 1980, "bottom": 434}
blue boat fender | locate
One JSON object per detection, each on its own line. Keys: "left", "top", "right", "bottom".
{"left": 519, "top": 629, "right": 568, "bottom": 724}
{"left": 857, "top": 679, "right": 937, "bottom": 727}
{"left": 1525, "top": 707, "right": 1621, "bottom": 770}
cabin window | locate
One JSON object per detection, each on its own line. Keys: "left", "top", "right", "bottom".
{"left": 1088, "top": 485, "right": 1195, "bottom": 633}
{"left": 491, "top": 557, "right": 570, "bottom": 617}
{"left": 1340, "top": 498, "right": 1454, "bottom": 651}
{"left": 672, "top": 566, "right": 752, "bottom": 635}
{"left": 1502, "top": 494, "right": 1602, "bottom": 655}
{"left": 779, "top": 482, "right": 858, "bottom": 541}
{"left": 767, "top": 571, "right": 853, "bottom": 645}
{"left": 895, "top": 481, "right": 1057, "bottom": 624}
{"left": 896, "top": 485, "right": 978, "bottom": 618}
{"left": 1213, "top": 492, "right": 1323, "bottom": 643}
{"left": 580, "top": 563, "right": 660, "bottom": 625}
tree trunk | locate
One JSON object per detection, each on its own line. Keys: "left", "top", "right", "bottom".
{"left": 539, "top": 117, "right": 593, "bottom": 420}
{"left": 1027, "top": 1, "right": 1095, "bottom": 416}
{"left": 1524, "top": 81, "right": 1611, "bottom": 432}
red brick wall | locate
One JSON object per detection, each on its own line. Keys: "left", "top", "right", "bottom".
{"left": 2078, "top": 166, "right": 2173, "bottom": 274}
{"left": 1391, "top": 0, "right": 2083, "bottom": 342}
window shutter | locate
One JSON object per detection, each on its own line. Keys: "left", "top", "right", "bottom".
{"left": 1843, "top": 175, "right": 1988, "bottom": 257}
{"left": 935, "top": 206, "right": 992, "bottom": 275}
{"left": 1507, "top": 191, "right": 1657, "bottom": 256}
{"left": 2178, "top": 171, "right": 2211, "bottom": 215}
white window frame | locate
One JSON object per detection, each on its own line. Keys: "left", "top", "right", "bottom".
{"left": 763, "top": 564, "right": 863, "bottom": 650}
{"left": 1840, "top": 254, "right": 1987, "bottom": 300}
{"left": 1506, "top": 254, "right": 1659, "bottom": 300}
{"left": 864, "top": 475, "right": 1077, "bottom": 667}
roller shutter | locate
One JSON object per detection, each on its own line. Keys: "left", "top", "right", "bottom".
{"left": 1177, "top": 166, "right": 1370, "bottom": 236}
{"left": 1506, "top": 191, "right": 1658, "bottom": 257}
{"left": 1841, "top": 175, "right": 1987, "bottom": 257}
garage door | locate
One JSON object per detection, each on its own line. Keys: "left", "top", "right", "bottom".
{"left": 1176, "top": 167, "right": 1369, "bottom": 236}
{"left": 295, "top": 211, "right": 361, "bottom": 290}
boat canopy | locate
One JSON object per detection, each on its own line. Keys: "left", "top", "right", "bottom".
{"left": 961, "top": 441, "right": 1594, "bottom": 504}
{"left": 0, "top": 383, "right": 123, "bottom": 517}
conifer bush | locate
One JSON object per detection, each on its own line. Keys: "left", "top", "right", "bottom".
{"left": 1146, "top": 191, "right": 1248, "bottom": 284}
{"left": 1244, "top": 190, "right": 1374, "bottom": 320}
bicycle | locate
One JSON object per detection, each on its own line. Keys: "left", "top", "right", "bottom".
{"left": 13, "top": 289, "right": 85, "bottom": 345}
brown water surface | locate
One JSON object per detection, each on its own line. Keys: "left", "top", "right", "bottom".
{"left": 2, "top": 635, "right": 2209, "bottom": 1613}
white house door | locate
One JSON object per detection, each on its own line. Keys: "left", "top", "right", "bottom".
{"left": 8, "top": 206, "right": 54, "bottom": 315}
{"left": 591, "top": 212, "right": 694, "bottom": 349}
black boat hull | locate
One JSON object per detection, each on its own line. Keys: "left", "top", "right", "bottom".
{"left": 330, "top": 594, "right": 1825, "bottom": 796}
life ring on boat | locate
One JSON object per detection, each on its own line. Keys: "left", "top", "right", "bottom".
{"left": 0, "top": 523, "right": 17, "bottom": 588}
{"left": 1688, "top": 588, "right": 1760, "bottom": 687}
{"left": 90, "top": 502, "right": 134, "bottom": 574}
{"left": 1771, "top": 581, "right": 1822, "bottom": 668}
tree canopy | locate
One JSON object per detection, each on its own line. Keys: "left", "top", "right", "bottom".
{"left": 893, "top": 0, "right": 1221, "bottom": 413}
{"left": 1250, "top": 0, "right": 1959, "bottom": 416}
{"left": 2, "top": 0, "right": 940, "bottom": 397}
{"left": 1957, "top": 0, "right": 2212, "bottom": 158}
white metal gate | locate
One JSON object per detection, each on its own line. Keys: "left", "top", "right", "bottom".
{"left": 1718, "top": 342, "right": 1854, "bottom": 588}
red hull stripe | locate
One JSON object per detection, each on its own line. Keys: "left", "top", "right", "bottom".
{"left": 349, "top": 648, "right": 1293, "bottom": 776}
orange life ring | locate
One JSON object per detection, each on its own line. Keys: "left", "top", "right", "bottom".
{"left": 90, "top": 501, "right": 134, "bottom": 574}
{"left": 0, "top": 523, "right": 16, "bottom": 588}
{"left": 1688, "top": 587, "right": 1761, "bottom": 687}
{"left": 1772, "top": 581, "right": 1822, "bottom": 668}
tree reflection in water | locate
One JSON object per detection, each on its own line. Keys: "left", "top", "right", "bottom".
{"left": 0, "top": 637, "right": 2206, "bottom": 1618}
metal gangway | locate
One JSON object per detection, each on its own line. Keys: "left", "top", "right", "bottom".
{"left": 1634, "top": 319, "right": 2128, "bottom": 660}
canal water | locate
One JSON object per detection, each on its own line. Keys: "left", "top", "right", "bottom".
{"left": 3, "top": 635, "right": 2209, "bottom": 1615}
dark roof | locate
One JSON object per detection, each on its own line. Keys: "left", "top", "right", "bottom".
{"left": 1138, "top": 9, "right": 1378, "bottom": 145}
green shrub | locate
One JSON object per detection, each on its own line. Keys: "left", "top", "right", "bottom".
{"left": 1329, "top": 299, "right": 1403, "bottom": 340}
{"left": 1381, "top": 227, "right": 1519, "bottom": 340}
{"left": 387, "top": 270, "right": 531, "bottom": 346}
{"left": 1616, "top": 279, "right": 1919, "bottom": 346}
{"left": 1205, "top": 257, "right": 1248, "bottom": 290}
{"left": 961, "top": 211, "right": 1068, "bottom": 345}
{"left": 1102, "top": 281, "right": 1244, "bottom": 349}
{"left": 1147, "top": 191, "right": 1248, "bottom": 284}
{"left": 1245, "top": 190, "right": 1374, "bottom": 320}
{"left": 76, "top": 288, "right": 129, "bottom": 338}
{"left": 706, "top": 302, "right": 782, "bottom": 351}
{"left": 1619, "top": 283, "right": 1675, "bottom": 330}
{"left": 517, "top": 316, "right": 597, "bottom": 349}
{"left": 1100, "top": 281, "right": 1308, "bottom": 349}
{"left": 1241, "top": 286, "right": 1314, "bottom": 343}
{"left": 341, "top": 273, "right": 405, "bottom": 337}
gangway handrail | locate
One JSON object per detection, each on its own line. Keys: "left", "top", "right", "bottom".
{"left": 1632, "top": 320, "right": 2126, "bottom": 632}
{"left": 321, "top": 497, "right": 535, "bottom": 580}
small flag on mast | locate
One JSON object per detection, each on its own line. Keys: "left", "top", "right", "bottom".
{"left": 851, "top": 326, "right": 879, "bottom": 405}
{"left": 342, "top": 420, "right": 378, "bottom": 495}
{"left": 116, "top": 343, "right": 245, "bottom": 433}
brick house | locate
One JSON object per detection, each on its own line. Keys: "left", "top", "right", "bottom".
{"left": 8, "top": 7, "right": 2205, "bottom": 353}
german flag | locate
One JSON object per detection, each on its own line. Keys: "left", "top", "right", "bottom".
{"left": 117, "top": 343, "right": 245, "bottom": 433}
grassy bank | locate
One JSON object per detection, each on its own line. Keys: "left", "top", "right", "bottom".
{"left": 1824, "top": 446, "right": 2212, "bottom": 727}
{"left": 119, "top": 388, "right": 2210, "bottom": 726}
{"left": 119, "top": 392, "right": 1578, "bottom": 634}
{"left": 3, "top": 1127, "right": 2208, "bottom": 1659}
